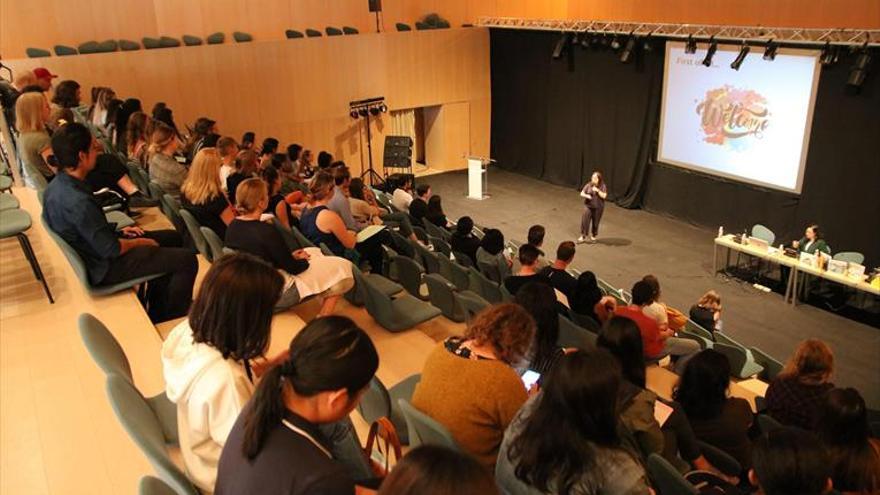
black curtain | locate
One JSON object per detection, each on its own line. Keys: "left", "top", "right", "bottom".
{"left": 490, "top": 28, "right": 880, "bottom": 263}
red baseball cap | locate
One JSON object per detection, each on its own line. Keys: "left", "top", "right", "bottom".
{"left": 33, "top": 67, "right": 58, "bottom": 80}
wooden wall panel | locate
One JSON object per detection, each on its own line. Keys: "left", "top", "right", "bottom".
{"left": 2, "top": 29, "right": 490, "bottom": 177}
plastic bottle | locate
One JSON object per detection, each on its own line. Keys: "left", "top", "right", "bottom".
{"left": 718, "top": 226, "right": 724, "bottom": 238}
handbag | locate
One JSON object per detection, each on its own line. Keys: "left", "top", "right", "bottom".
{"left": 363, "top": 416, "right": 402, "bottom": 478}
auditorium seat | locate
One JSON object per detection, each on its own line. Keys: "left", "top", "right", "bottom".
{"left": 750, "top": 224, "right": 776, "bottom": 245}
{"left": 142, "top": 37, "right": 161, "bottom": 49}
{"left": 412, "top": 225, "right": 430, "bottom": 244}
{"left": 352, "top": 267, "right": 440, "bottom": 332}
{"left": 345, "top": 263, "right": 403, "bottom": 307}
{"left": 393, "top": 254, "right": 428, "bottom": 300}
{"left": 415, "top": 22, "right": 431, "bottom": 30}
{"left": 305, "top": 28, "right": 322, "bottom": 37}
{"left": 646, "top": 454, "right": 699, "bottom": 495}
{"left": 1, "top": 208, "right": 54, "bottom": 303}
{"left": 119, "top": 39, "right": 141, "bottom": 51}
{"left": 398, "top": 399, "right": 460, "bottom": 450}
{"left": 182, "top": 35, "right": 202, "bottom": 46}
{"left": 714, "top": 342, "right": 764, "bottom": 379}
{"left": 54, "top": 45, "right": 78, "bottom": 56}
{"left": 395, "top": 23, "right": 412, "bottom": 32}
{"left": 411, "top": 239, "right": 441, "bottom": 275}
{"left": 833, "top": 251, "right": 865, "bottom": 264}
{"left": 233, "top": 31, "right": 253, "bottom": 42}
{"left": 98, "top": 40, "right": 119, "bottom": 52}
{"left": 696, "top": 440, "right": 742, "bottom": 478}
{"left": 429, "top": 236, "right": 451, "bottom": 257}
{"left": 437, "top": 253, "right": 469, "bottom": 290}
{"left": 568, "top": 311, "right": 601, "bottom": 333}
{"left": 451, "top": 249, "right": 474, "bottom": 268}
{"left": 78, "top": 41, "right": 101, "bottom": 54}
{"left": 199, "top": 227, "right": 225, "bottom": 262}
{"left": 452, "top": 290, "right": 490, "bottom": 325}
{"left": 424, "top": 220, "right": 450, "bottom": 242}
{"left": 178, "top": 209, "right": 213, "bottom": 262}
{"left": 325, "top": 26, "right": 343, "bottom": 36}
{"left": 159, "top": 36, "right": 181, "bottom": 48}
{"left": 467, "top": 266, "right": 503, "bottom": 303}
{"left": 0, "top": 193, "right": 20, "bottom": 211}
{"left": 357, "top": 375, "right": 420, "bottom": 445}
{"left": 105, "top": 375, "right": 199, "bottom": 495}
{"left": 342, "top": 26, "right": 359, "bottom": 35}
{"left": 285, "top": 29, "right": 305, "bottom": 39}
{"left": 26, "top": 47, "right": 51, "bottom": 58}
{"left": 425, "top": 273, "right": 465, "bottom": 322}
{"left": 558, "top": 315, "right": 595, "bottom": 350}
{"left": 206, "top": 32, "right": 225, "bottom": 44}
{"left": 749, "top": 346, "right": 784, "bottom": 382}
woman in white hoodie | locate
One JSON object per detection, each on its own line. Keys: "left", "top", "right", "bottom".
{"left": 162, "top": 253, "right": 284, "bottom": 493}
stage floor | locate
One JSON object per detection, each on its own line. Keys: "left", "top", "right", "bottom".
{"left": 426, "top": 168, "right": 880, "bottom": 408}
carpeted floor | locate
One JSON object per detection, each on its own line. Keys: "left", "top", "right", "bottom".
{"left": 422, "top": 168, "right": 880, "bottom": 408}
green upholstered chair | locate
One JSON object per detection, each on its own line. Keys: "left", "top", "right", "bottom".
{"left": 78, "top": 41, "right": 101, "bottom": 54}
{"left": 178, "top": 209, "right": 212, "bottom": 262}
{"left": 1, "top": 209, "right": 54, "bottom": 303}
{"left": 199, "top": 226, "right": 225, "bottom": 262}
{"left": 291, "top": 225, "right": 315, "bottom": 248}
{"left": 425, "top": 273, "right": 465, "bottom": 322}
{"left": 78, "top": 313, "right": 177, "bottom": 444}
{"left": 305, "top": 29, "right": 322, "bottom": 37}
{"left": 558, "top": 315, "right": 595, "bottom": 350}
{"left": 569, "top": 311, "right": 601, "bottom": 333}
{"left": 125, "top": 162, "right": 149, "bottom": 193}
{"left": 412, "top": 225, "right": 430, "bottom": 244}
{"left": 714, "top": 342, "right": 764, "bottom": 379}
{"left": 833, "top": 251, "right": 865, "bottom": 264}
{"left": 285, "top": 29, "right": 305, "bottom": 39}
{"left": 424, "top": 221, "right": 450, "bottom": 242}
{"left": 139, "top": 476, "right": 177, "bottom": 495}
{"left": 436, "top": 253, "right": 469, "bottom": 291}
{"left": 326, "top": 26, "right": 343, "bottom": 36}
{"left": 206, "top": 32, "right": 225, "bottom": 44}
{"left": 750, "top": 224, "right": 776, "bottom": 245}
{"left": 392, "top": 254, "right": 427, "bottom": 300}
{"left": 345, "top": 263, "right": 403, "bottom": 307}
{"left": 182, "top": 35, "right": 202, "bottom": 46}
{"left": 452, "top": 289, "right": 489, "bottom": 324}
{"left": 357, "top": 375, "right": 420, "bottom": 445}
{"left": 757, "top": 413, "right": 785, "bottom": 434}
{"left": 272, "top": 219, "right": 301, "bottom": 251}
{"left": 434, "top": 20, "right": 451, "bottom": 29}
{"left": 42, "top": 215, "right": 164, "bottom": 296}
{"left": 466, "top": 266, "right": 503, "bottom": 303}
{"left": 142, "top": 37, "right": 161, "bottom": 49}
{"left": 0, "top": 193, "right": 20, "bottom": 210}
{"left": 105, "top": 375, "right": 199, "bottom": 495}
{"left": 749, "top": 346, "right": 784, "bottom": 382}
{"left": 119, "top": 39, "right": 141, "bottom": 51}
{"left": 98, "top": 40, "right": 119, "bottom": 52}
{"left": 26, "top": 47, "right": 51, "bottom": 58}
{"left": 395, "top": 23, "right": 412, "bottom": 32}
{"left": 159, "top": 36, "right": 181, "bottom": 48}
{"left": 342, "top": 26, "right": 359, "bottom": 35}
{"left": 54, "top": 45, "right": 78, "bottom": 56}
{"left": 398, "top": 399, "right": 459, "bottom": 450}
{"left": 232, "top": 31, "right": 253, "bottom": 42}
{"left": 429, "top": 235, "right": 451, "bottom": 257}
{"left": 411, "top": 239, "right": 440, "bottom": 275}
{"left": 415, "top": 22, "right": 431, "bottom": 30}
{"left": 646, "top": 454, "right": 699, "bottom": 495}
{"left": 352, "top": 266, "right": 440, "bottom": 332}
{"left": 696, "top": 440, "right": 742, "bottom": 477}
{"left": 451, "top": 249, "right": 474, "bottom": 268}
{"left": 389, "top": 230, "right": 416, "bottom": 259}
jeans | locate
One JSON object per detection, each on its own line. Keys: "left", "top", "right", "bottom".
{"left": 319, "top": 416, "right": 374, "bottom": 483}
{"left": 581, "top": 205, "right": 604, "bottom": 237}
{"left": 662, "top": 337, "right": 701, "bottom": 374}
{"left": 100, "top": 229, "right": 198, "bottom": 323}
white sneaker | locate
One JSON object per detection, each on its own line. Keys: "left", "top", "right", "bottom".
{"left": 577, "top": 235, "right": 586, "bottom": 243}
{"left": 590, "top": 235, "right": 597, "bottom": 242}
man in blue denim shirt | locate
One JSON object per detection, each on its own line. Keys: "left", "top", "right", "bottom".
{"left": 43, "top": 123, "right": 197, "bottom": 322}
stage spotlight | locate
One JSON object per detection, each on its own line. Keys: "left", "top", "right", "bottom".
{"left": 369, "top": 107, "right": 380, "bottom": 116}
{"left": 847, "top": 46, "right": 872, "bottom": 89}
{"left": 552, "top": 32, "right": 567, "bottom": 59}
{"left": 820, "top": 42, "right": 839, "bottom": 66}
{"left": 731, "top": 43, "right": 750, "bottom": 70}
{"left": 580, "top": 32, "right": 591, "bottom": 49}
{"left": 702, "top": 37, "right": 717, "bottom": 67}
{"left": 642, "top": 36, "right": 653, "bottom": 53}
{"left": 620, "top": 35, "right": 636, "bottom": 63}
{"left": 358, "top": 108, "right": 369, "bottom": 117}
{"left": 685, "top": 35, "right": 697, "bottom": 54}
{"left": 379, "top": 103, "right": 388, "bottom": 113}
{"left": 610, "top": 35, "right": 621, "bottom": 51}
{"left": 349, "top": 110, "right": 359, "bottom": 119}
{"left": 763, "top": 40, "right": 778, "bottom": 61}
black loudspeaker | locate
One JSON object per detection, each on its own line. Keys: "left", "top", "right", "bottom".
{"left": 383, "top": 135, "right": 413, "bottom": 171}
{"left": 369, "top": 0, "right": 382, "bottom": 13}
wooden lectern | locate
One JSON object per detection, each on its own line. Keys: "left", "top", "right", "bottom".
{"left": 466, "top": 155, "right": 494, "bottom": 200}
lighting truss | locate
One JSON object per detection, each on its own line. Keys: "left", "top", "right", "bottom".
{"left": 477, "top": 17, "right": 880, "bottom": 48}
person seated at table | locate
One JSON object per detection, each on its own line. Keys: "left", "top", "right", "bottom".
{"left": 689, "top": 290, "right": 723, "bottom": 335}
{"left": 674, "top": 349, "right": 755, "bottom": 470}
{"left": 450, "top": 216, "right": 481, "bottom": 266}
{"left": 476, "top": 228, "right": 512, "bottom": 281}
{"left": 749, "top": 428, "right": 833, "bottom": 495}
{"left": 765, "top": 339, "right": 835, "bottom": 430}
{"left": 503, "top": 244, "right": 547, "bottom": 297}
{"left": 792, "top": 224, "right": 831, "bottom": 255}
{"left": 614, "top": 281, "right": 700, "bottom": 373}
{"left": 180, "top": 148, "right": 235, "bottom": 239}
{"left": 225, "top": 178, "right": 353, "bottom": 316}
{"left": 539, "top": 241, "right": 578, "bottom": 300}
{"left": 44, "top": 123, "right": 197, "bottom": 323}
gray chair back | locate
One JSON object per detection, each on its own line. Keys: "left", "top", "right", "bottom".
{"left": 425, "top": 273, "right": 464, "bottom": 322}
{"left": 453, "top": 290, "right": 490, "bottom": 323}
{"left": 569, "top": 311, "right": 600, "bottom": 333}
{"left": 126, "top": 161, "right": 150, "bottom": 192}
{"left": 393, "top": 255, "right": 425, "bottom": 300}
{"left": 411, "top": 239, "right": 440, "bottom": 275}
{"left": 477, "top": 259, "right": 502, "bottom": 284}
{"left": 179, "top": 208, "right": 212, "bottom": 261}
{"left": 696, "top": 440, "right": 742, "bottom": 477}
{"left": 200, "top": 227, "right": 225, "bottom": 262}
{"left": 147, "top": 181, "right": 165, "bottom": 202}
{"left": 106, "top": 375, "right": 198, "bottom": 495}
{"left": 291, "top": 225, "right": 316, "bottom": 248}
{"left": 750, "top": 347, "right": 784, "bottom": 382}
{"left": 412, "top": 226, "right": 430, "bottom": 244}
{"left": 467, "top": 266, "right": 503, "bottom": 303}
{"left": 557, "top": 315, "right": 595, "bottom": 350}
{"left": 684, "top": 319, "right": 714, "bottom": 340}
{"left": 398, "top": 399, "right": 459, "bottom": 450}
{"left": 833, "top": 251, "right": 864, "bottom": 264}
{"left": 646, "top": 453, "right": 699, "bottom": 495}
{"left": 751, "top": 224, "right": 776, "bottom": 245}
{"left": 160, "top": 194, "right": 183, "bottom": 230}
{"left": 273, "top": 218, "right": 301, "bottom": 250}
{"left": 139, "top": 476, "right": 178, "bottom": 495}
{"left": 390, "top": 230, "right": 416, "bottom": 259}
{"left": 429, "top": 236, "right": 452, "bottom": 257}
{"left": 21, "top": 153, "right": 49, "bottom": 191}
{"left": 424, "top": 221, "right": 450, "bottom": 242}
{"left": 352, "top": 265, "right": 394, "bottom": 323}
{"left": 437, "top": 253, "right": 469, "bottom": 291}
{"left": 356, "top": 375, "right": 417, "bottom": 445}
{"left": 451, "top": 250, "right": 474, "bottom": 268}
{"left": 713, "top": 342, "right": 750, "bottom": 378}
{"left": 78, "top": 313, "right": 133, "bottom": 380}
{"left": 757, "top": 413, "right": 785, "bottom": 434}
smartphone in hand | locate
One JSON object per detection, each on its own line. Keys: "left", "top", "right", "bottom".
{"left": 520, "top": 369, "right": 541, "bottom": 390}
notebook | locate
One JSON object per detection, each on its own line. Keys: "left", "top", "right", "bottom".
{"left": 357, "top": 224, "right": 386, "bottom": 243}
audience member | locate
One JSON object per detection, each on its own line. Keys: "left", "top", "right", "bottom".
{"left": 185, "top": 117, "right": 218, "bottom": 161}
{"left": 225, "top": 178, "right": 353, "bottom": 315}
{"left": 15, "top": 92, "right": 55, "bottom": 181}
{"left": 690, "top": 290, "right": 723, "bottom": 334}
{"left": 450, "top": 216, "right": 481, "bottom": 266}
{"left": 317, "top": 150, "right": 333, "bottom": 170}
{"left": 539, "top": 241, "right": 577, "bottom": 300}
{"left": 496, "top": 349, "right": 652, "bottom": 495}
{"left": 125, "top": 111, "right": 149, "bottom": 166}
{"left": 765, "top": 339, "right": 835, "bottom": 430}
{"left": 750, "top": 428, "right": 832, "bottom": 495}
{"left": 615, "top": 280, "right": 699, "bottom": 371}
{"left": 226, "top": 149, "right": 259, "bottom": 205}
{"left": 348, "top": 177, "right": 386, "bottom": 223}
{"left": 180, "top": 148, "right": 235, "bottom": 238}
{"left": 816, "top": 388, "right": 880, "bottom": 494}
{"left": 240, "top": 131, "right": 255, "bottom": 151}
{"left": 391, "top": 176, "right": 414, "bottom": 212}
{"left": 299, "top": 149, "right": 315, "bottom": 176}
{"left": 44, "top": 123, "right": 196, "bottom": 322}
{"left": 476, "top": 228, "right": 512, "bottom": 282}
{"left": 216, "top": 136, "right": 238, "bottom": 190}
{"left": 504, "top": 244, "right": 547, "bottom": 296}
{"left": 0, "top": 69, "right": 37, "bottom": 131}
{"left": 148, "top": 122, "right": 187, "bottom": 199}
{"left": 425, "top": 195, "right": 449, "bottom": 229}
{"left": 299, "top": 172, "right": 364, "bottom": 265}
{"left": 34, "top": 67, "right": 57, "bottom": 92}
{"left": 215, "top": 316, "right": 379, "bottom": 495}
{"left": 378, "top": 446, "right": 498, "bottom": 495}
{"left": 87, "top": 87, "right": 115, "bottom": 130}
{"left": 162, "top": 254, "right": 283, "bottom": 492}
{"left": 260, "top": 166, "right": 293, "bottom": 229}
{"left": 408, "top": 183, "right": 430, "bottom": 225}
{"left": 412, "top": 304, "right": 535, "bottom": 470}
{"left": 641, "top": 274, "right": 689, "bottom": 332}
{"left": 51, "top": 80, "right": 82, "bottom": 110}
{"left": 570, "top": 271, "right": 616, "bottom": 323}
{"left": 103, "top": 98, "right": 123, "bottom": 143}
{"left": 114, "top": 98, "right": 142, "bottom": 151}
{"left": 152, "top": 102, "right": 179, "bottom": 136}
{"left": 673, "top": 349, "right": 754, "bottom": 469}
{"left": 526, "top": 224, "right": 545, "bottom": 256}
{"left": 514, "top": 282, "right": 565, "bottom": 374}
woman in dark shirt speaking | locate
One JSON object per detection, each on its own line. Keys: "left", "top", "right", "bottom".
{"left": 579, "top": 171, "right": 607, "bottom": 244}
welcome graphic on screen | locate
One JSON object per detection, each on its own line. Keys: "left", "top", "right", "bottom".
{"left": 658, "top": 42, "right": 821, "bottom": 193}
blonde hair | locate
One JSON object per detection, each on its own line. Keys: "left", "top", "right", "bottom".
{"left": 235, "top": 178, "right": 268, "bottom": 214}
{"left": 15, "top": 92, "right": 47, "bottom": 133}
{"left": 14, "top": 71, "right": 37, "bottom": 89}
{"left": 217, "top": 136, "right": 238, "bottom": 158}
{"left": 148, "top": 122, "right": 176, "bottom": 156}
{"left": 181, "top": 148, "right": 224, "bottom": 205}
{"left": 782, "top": 339, "right": 834, "bottom": 383}
{"left": 697, "top": 290, "right": 721, "bottom": 308}
{"left": 309, "top": 171, "right": 335, "bottom": 201}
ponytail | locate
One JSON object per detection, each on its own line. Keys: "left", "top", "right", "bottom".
{"left": 242, "top": 364, "right": 287, "bottom": 460}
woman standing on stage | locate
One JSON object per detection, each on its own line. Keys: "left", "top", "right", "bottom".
{"left": 579, "top": 171, "right": 607, "bottom": 243}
